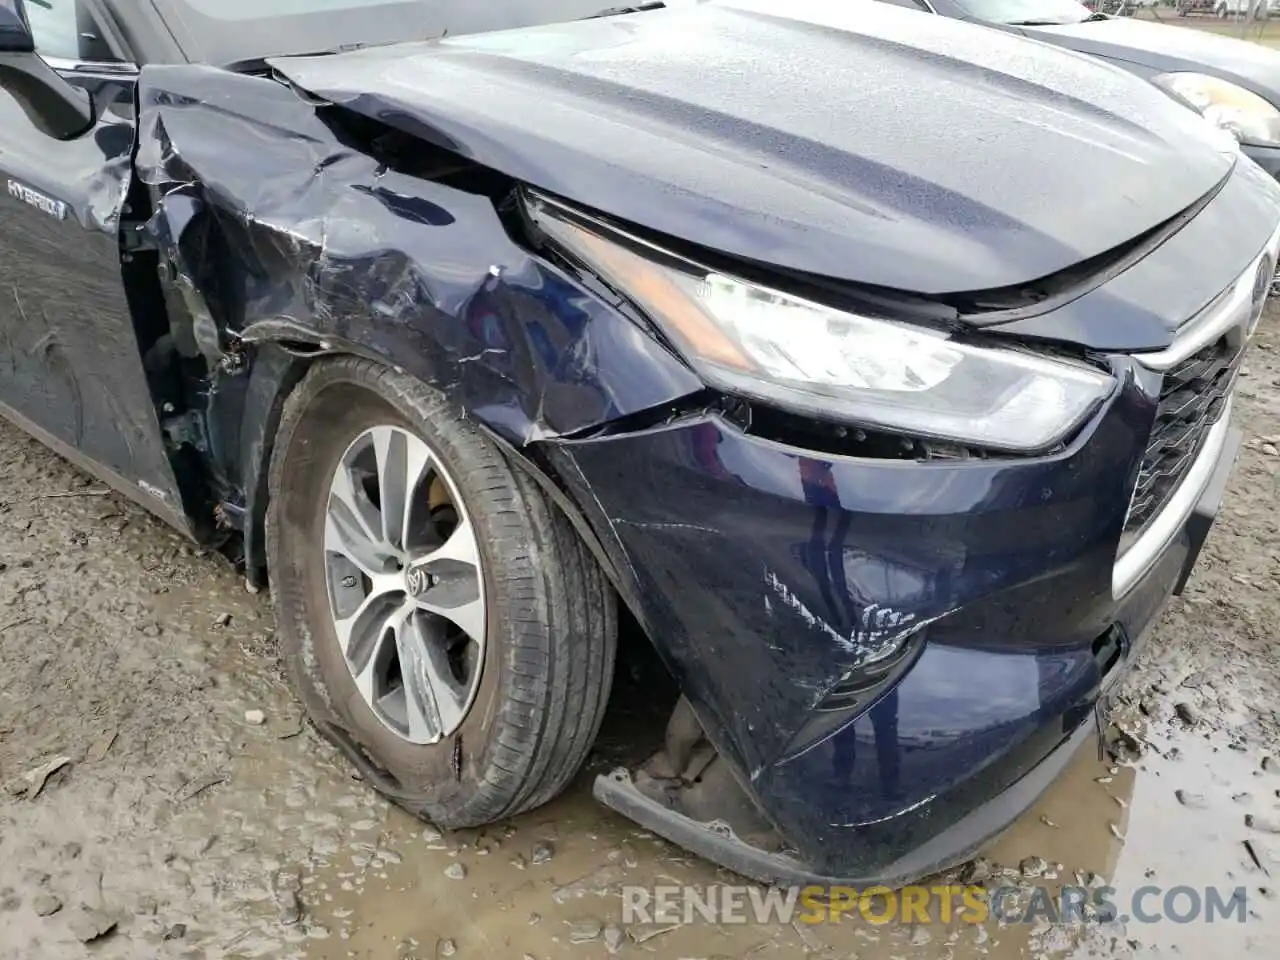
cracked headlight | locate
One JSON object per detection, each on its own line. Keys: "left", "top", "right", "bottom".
{"left": 534, "top": 199, "right": 1113, "bottom": 454}
{"left": 1153, "top": 72, "right": 1280, "bottom": 147}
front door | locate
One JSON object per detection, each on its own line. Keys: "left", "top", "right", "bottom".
{"left": 0, "top": 1, "right": 187, "bottom": 526}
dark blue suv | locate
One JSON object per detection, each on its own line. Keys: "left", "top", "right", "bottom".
{"left": 0, "top": 0, "right": 1276, "bottom": 885}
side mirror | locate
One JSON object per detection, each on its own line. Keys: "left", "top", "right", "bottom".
{"left": 0, "top": 0, "right": 34, "bottom": 52}
{"left": 0, "top": 0, "right": 95, "bottom": 139}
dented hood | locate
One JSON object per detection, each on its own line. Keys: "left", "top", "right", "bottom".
{"left": 270, "top": 0, "right": 1236, "bottom": 295}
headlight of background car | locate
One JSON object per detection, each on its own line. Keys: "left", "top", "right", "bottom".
{"left": 1152, "top": 72, "right": 1280, "bottom": 147}
{"left": 532, "top": 199, "right": 1113, "bottom": 454}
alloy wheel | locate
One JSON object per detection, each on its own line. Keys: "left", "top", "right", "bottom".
{"left": 323, "top": 425, "right": 486, "bottom": 744}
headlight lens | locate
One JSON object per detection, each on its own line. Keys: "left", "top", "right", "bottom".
{"left": 534, "top": 200, "right": 1113, "bottom": 453}
{"left": 1152, "top": 72, "right": 1280, "bottom": 147}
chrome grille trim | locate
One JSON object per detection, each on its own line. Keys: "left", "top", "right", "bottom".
{"left": 1112, "top": 398, "right": 1233, "bottom": 598}
{"left": 1133, "top": 276, "right": 1251, "bottom": 372}
{"left": 1120, "top": 336, "right": 1241, "bottom": 546}
{"left": 1111, "top": 222, "right": 1280, "bottom": 597}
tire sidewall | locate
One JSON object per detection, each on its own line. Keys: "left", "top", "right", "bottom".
{"left": 268, "top": 362, "right": 533, "bottom": 817}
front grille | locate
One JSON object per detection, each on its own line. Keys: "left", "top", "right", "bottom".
{"left": 1124, "top": 337, "right": 1242, "bottom": 539}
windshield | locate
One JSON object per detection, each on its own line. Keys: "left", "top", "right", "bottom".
{"left": 953, "top": 0, "right": 1094, "bottom": 23}
{"left": 157, "top": 0, "right": 673, "bottom": 65}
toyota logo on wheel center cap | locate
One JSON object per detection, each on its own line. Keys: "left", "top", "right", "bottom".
{"left": 405, "top": 565, "right": 432, "bottom": 597}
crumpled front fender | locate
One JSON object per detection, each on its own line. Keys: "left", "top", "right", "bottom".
{"left": 134, "top": 64, "right": 702, "bottom": 452}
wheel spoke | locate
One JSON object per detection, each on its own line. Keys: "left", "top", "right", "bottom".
{"left": 415, "top": 594, "right": 485, "bottom": 646}
{"left": 351, "top": 636, "right": 387, "bottom": 705}
{"left": 370, "top": 427, "right": 433, "bottom": 552}
{"left": 392, "top": 606, "right": 467, "bottom": 742}
{"left": 334, "top": 582, "right": 402, "bottom": 662}
{"left": 327, "top": 455, "right": 397, "bottom": 575}
{"left": 402, "top": 441, "right": 433, "bottom": 552}
{"left": 410, "top": 517, "right": 485, "bottom": 643}
{"left": 325, "top": 513, "right": 384, "bottom": 580}
{"left": 330, "top": 459, "right": 381, "bottom": 545}
{"left": 422, "top": 516, "right": 479, "bottom": 568}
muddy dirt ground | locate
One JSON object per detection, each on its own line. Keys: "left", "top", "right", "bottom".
{"left": 2, "top": 309, "right": 1280, "bottom": 960}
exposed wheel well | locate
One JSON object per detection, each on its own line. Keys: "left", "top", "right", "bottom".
{"left": 240, "top": 347, "right": 633, "bottom": 615}
{"left": 238, "top": 346, "right": 313, "bottom": 588}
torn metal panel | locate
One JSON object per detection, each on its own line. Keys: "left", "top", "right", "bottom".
{"left": 134, "top": 64, "right": 702, "bottom": 461}
{"left": 144, "top": 185, "right": 225, "bottom": 367}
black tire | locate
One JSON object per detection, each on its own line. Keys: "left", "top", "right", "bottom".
{"left": 266, "top": 356, "right": 617, "bottom": 827}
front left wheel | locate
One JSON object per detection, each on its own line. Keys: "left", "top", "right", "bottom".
{"left": 267, "top": 356, "right": 617, "bottom": 827}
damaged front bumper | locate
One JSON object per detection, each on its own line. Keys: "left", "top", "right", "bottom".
{"left": 127, "top": 58, "right": 1262, "bottom": 889}
{"left": 559, "top": 371, "right": 1242, "bottom": 886}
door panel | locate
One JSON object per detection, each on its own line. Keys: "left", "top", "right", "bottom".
{"left": 0, "top": 76, "right": 188, "bottom": 525}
